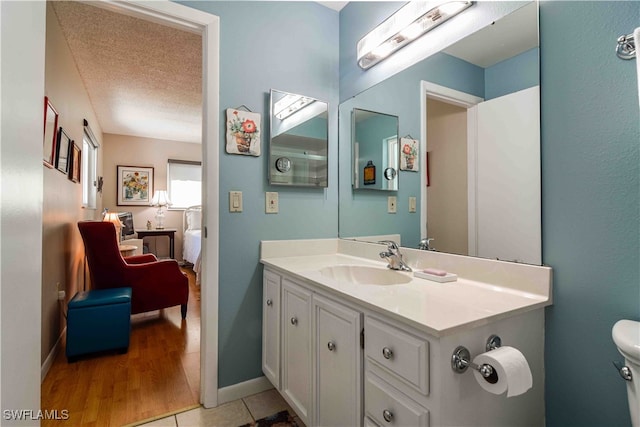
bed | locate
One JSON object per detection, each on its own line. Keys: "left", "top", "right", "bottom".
{"left": 183, "top": 205, "right": 202, "bottom": 284}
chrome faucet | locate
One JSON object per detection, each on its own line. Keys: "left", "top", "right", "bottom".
{"left": 418, "top": 237, "right": 435, "bottom": 251}
{"left": 378, "top": 240, "right": 412, "bottom": 271}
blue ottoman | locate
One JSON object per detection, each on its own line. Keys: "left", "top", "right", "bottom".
{"left": 66, "top": 288, "right": 132, "bottom": 361}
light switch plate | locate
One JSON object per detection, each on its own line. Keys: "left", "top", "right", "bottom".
{"left": 409, "top": 196, "right": 416, "bottom": 213}
{"left": 229, "top": 191, "right": 242, "bottom": 212}
{"left": 388, "top": 196, "right": 397, "bottom": 213}
{"left": 266, "top": 192, "right": 279, "bottom": 214}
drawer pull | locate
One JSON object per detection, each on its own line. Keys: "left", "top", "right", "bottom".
{"left": 382, "top": 347, "right": 393, "bottom": 360}
{"left": 327, "top": 341, "right": 336, "bottom": 352}
{"left": 290, "top": 317, "right": 298, "bottom": 326}
{"left": 266, "top": 299, "right": 273, "bottom": 306}
{"left": 383, "top": 409, "right": 393, "bottom": 423}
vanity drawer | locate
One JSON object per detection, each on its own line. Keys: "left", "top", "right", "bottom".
{"left": 365, "top": 373, "right": 429, "bottom": 427}
{"left": 365, "top": 316, "right": 429, "bottom": 395}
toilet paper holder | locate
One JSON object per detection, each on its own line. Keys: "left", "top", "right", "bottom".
{"left": 451, "top": 335, "right": 502, "bottom": 379}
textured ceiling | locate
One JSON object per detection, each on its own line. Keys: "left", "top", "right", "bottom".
{"left": 51, "top": 1, "right": 202, "bottom": 143}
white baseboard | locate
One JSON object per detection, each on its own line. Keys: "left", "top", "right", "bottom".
{"left": 41, "top": 327, "right": 65, "bottom": 383}
{"left": 217, "top": 376, "right": 274, "bottom": 405}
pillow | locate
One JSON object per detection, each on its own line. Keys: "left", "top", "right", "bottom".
{"left": 186, "top": 210, "right": 202, "bottom": 230}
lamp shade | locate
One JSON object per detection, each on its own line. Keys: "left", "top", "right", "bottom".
{"left": 151, "top": 190, "right": 172, "bottom": 207}
{"left": 103, "top": 212, "right": 123, "bottom": 240}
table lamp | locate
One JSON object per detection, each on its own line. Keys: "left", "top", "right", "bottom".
{"left": 151, "top": 190, "right": 172, "bottom": 230}
{"left": 103, "top": 212, "right": 123, "bottom": 242}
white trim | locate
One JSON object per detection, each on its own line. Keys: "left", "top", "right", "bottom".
{"left": 466, "top": 106, "right": 479, "bottom": 257}
{"left": 419, "top": 80, "right": 483, "bottom": 242}
{"left": 217, "top": 376, "right": 274, "bottom": 405}
{"left": 41, "top": 327, "right": 66, "bottom": 383}
{"left": 101, "top": 0, "right": 220, "bottom": 408}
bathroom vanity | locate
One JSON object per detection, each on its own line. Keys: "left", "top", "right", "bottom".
{"left": 260, "top": 238, "right": 552, "bottom": 427}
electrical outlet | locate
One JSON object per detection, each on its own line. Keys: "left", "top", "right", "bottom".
{"left": 58, "top": 290, "right": 66, "bottom": 300}
{"left": 266, "top": 192, "right": 279, "bottom": 214}
{"left": 409, "top": 196, "right": 417, "bottom": 213}
{"left": 388, "top": 196, "right": 397, "bottom": 213}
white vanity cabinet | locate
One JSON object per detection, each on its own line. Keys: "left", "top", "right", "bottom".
{"left": 281, "top": 278, "right": 313, "bottom": 425}
{"left": 364, "top": 315, "right": 431, "bottom": 427}
{"left": 263, "top": 268, "right": 364, "bottom": 427}
{"left": 262, "top": 269, "right": 281, "bottom": 388}
{"left": 313, "top": 295, "right": 362, "bottom": 427}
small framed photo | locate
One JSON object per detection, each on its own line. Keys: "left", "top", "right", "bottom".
{"left": 55, "top": 127, "right": 72, "bottom": 174}
{"left": 43, "top": 97, "right": 58, "bottom": 168}
{"left": 117, "top": 165, "right": 153, "bottom": 206}
{"left": 69, "top": 143, "right": 81, "bottom": 183}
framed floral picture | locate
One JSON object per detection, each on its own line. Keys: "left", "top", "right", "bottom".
{"left": 400, "top": 137, "right": 419, "bottom": 172}
{"left": 226, "top": 108, "right": 261, "bottom": 156}
{"left": 43, "top": 97, "right": 59, "bottom": 168}
{"left": 117, "top": 165, "right": 153, "bottom": 206}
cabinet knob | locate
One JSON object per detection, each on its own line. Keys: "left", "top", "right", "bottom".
{"left": 383, "top": 409, "right": 393, "bottom": 423}
{"left": 290, "top": 317, "right": 298, "bottom": 326}
{"left": 266, "top": 299, "right": 272, "bottom": 306}
{"left": 327, "top": 341, "right": 336, "bottom": 352}
{"left": 382, "top": 347, "right": 393, "bottom": 360}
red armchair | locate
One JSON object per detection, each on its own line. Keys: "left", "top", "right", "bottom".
{"left": 78, "top": 221, "right": 189, "bottom": 318}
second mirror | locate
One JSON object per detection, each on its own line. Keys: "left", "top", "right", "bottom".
{"left": 352, "top": 108, "right": 399, "bottom": 191}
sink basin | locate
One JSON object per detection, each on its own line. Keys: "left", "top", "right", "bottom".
{"left": 319, "top": 265, "right": 412, "bottom": 286}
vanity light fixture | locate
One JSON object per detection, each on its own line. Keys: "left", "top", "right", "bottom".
{"left": 357, "top": 0, "right": 473, "bottom": 70}
{"left": 274, "top": 94, "right": 315, "bottom": 120}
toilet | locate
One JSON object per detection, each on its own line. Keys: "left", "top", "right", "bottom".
{"left": 612, "top": 319, "right": 640, "bottom": 426}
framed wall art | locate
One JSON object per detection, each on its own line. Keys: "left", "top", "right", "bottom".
{"left": 69, "top": 143, "right": 81, "bottom": 183}
{"left": 400, "top": 137, "right": 419, "bottom": 172}
{"left": 225, "top": 108, "right": 261, "bottom": 156}
{"left": 117, "top": 165, "right": 153, "bottom": 206}
{"left": 55, "top": 127, "right": 72, "bottom": 174}
{"left": 43, "top": 97, "right": 59, "bottom": 168}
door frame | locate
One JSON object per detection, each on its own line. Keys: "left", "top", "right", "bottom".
{"left": 419, "top": 81, "right": 483, "bottom": 256}
{"left": 90, "top": 0, "right": 220, "bottom": 408}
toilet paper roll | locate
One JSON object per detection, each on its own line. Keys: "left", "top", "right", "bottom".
{"left": 472, "top": 346, "right": 532, "bottom": 397}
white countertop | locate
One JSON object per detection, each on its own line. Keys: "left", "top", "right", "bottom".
{"left": 261, "top": 239, "right": 552, "bottom": 337}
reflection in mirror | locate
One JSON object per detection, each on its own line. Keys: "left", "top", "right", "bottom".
{"left": 338, "top": 1, "right": 541, "bottom": 265}
{"left": 352, "top": 108, "right": 399, "bottom": 191}
{"left": 269, "top": 89, "right": 328, "bottom": 187}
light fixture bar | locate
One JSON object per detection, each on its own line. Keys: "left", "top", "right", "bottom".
{"left": 274, "top": 94, "right": 316, "bottom": 120}
{"left": 357, "top": 1, "right": 473, "bottom": 70}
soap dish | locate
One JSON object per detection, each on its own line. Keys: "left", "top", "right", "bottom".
{"left": 414, "top": 270, "right": 458, "bottom": 283}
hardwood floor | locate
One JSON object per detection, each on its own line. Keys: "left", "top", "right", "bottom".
{"left": 41, "top": 267, "right": 201, "bottom": 426}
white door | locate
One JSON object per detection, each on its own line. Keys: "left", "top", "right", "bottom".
{"left": 262, "top": 270, "right": 281, "bottom": 389}
{"left": 475, "top": 86, "right": 541, "bottom": 264}
{"left": 282, "top": 279, "right": 312, "bottom": 425}
{"left": 314, "top": 295, "right": 362, "bottom": 427}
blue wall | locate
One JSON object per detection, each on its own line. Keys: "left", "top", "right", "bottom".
{"left": 180, "top": 1, "right": 339, "bottom": 388}
{"left": 540, "top": 2, "right": 639, "bottom": 426}
{"left": 485, "top": 47, "right": 539, "bottom": 100}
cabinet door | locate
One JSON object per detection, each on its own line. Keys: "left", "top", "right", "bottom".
{"left": 282, "top": 279, "right": 312, "bottom": 425}
{"left": 262, "top": 269, "right": 281, "bottom": 389}
{"left": 314, "top": 295, "right": 362, "bottom": 427}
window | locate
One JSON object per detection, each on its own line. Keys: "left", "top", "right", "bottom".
{"left": 167, "top": 159, "right": 202, "bottom": 209}
{"left": 82, "top": 120, "right": 99, "bottom": 209}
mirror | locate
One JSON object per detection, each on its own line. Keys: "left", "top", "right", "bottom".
{"left": 339, "top": 2, "right": 541, "bottom": 265}
{"left": 269, "top": 89, "right": 328, "bottom": 187}
{"left": 352, "top": 108, "right": 399, "bottom": 191}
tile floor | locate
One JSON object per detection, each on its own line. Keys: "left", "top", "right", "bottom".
{"left": 134, "top": 389, "right": 305, "bottom": 427}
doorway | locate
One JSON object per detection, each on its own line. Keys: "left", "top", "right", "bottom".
{"left": 91, "top": 1, "right": 219, "bottom": 409}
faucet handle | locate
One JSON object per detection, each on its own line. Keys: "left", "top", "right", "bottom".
{"left": 378, "top": 240, "right": 399, "bottom": 250}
